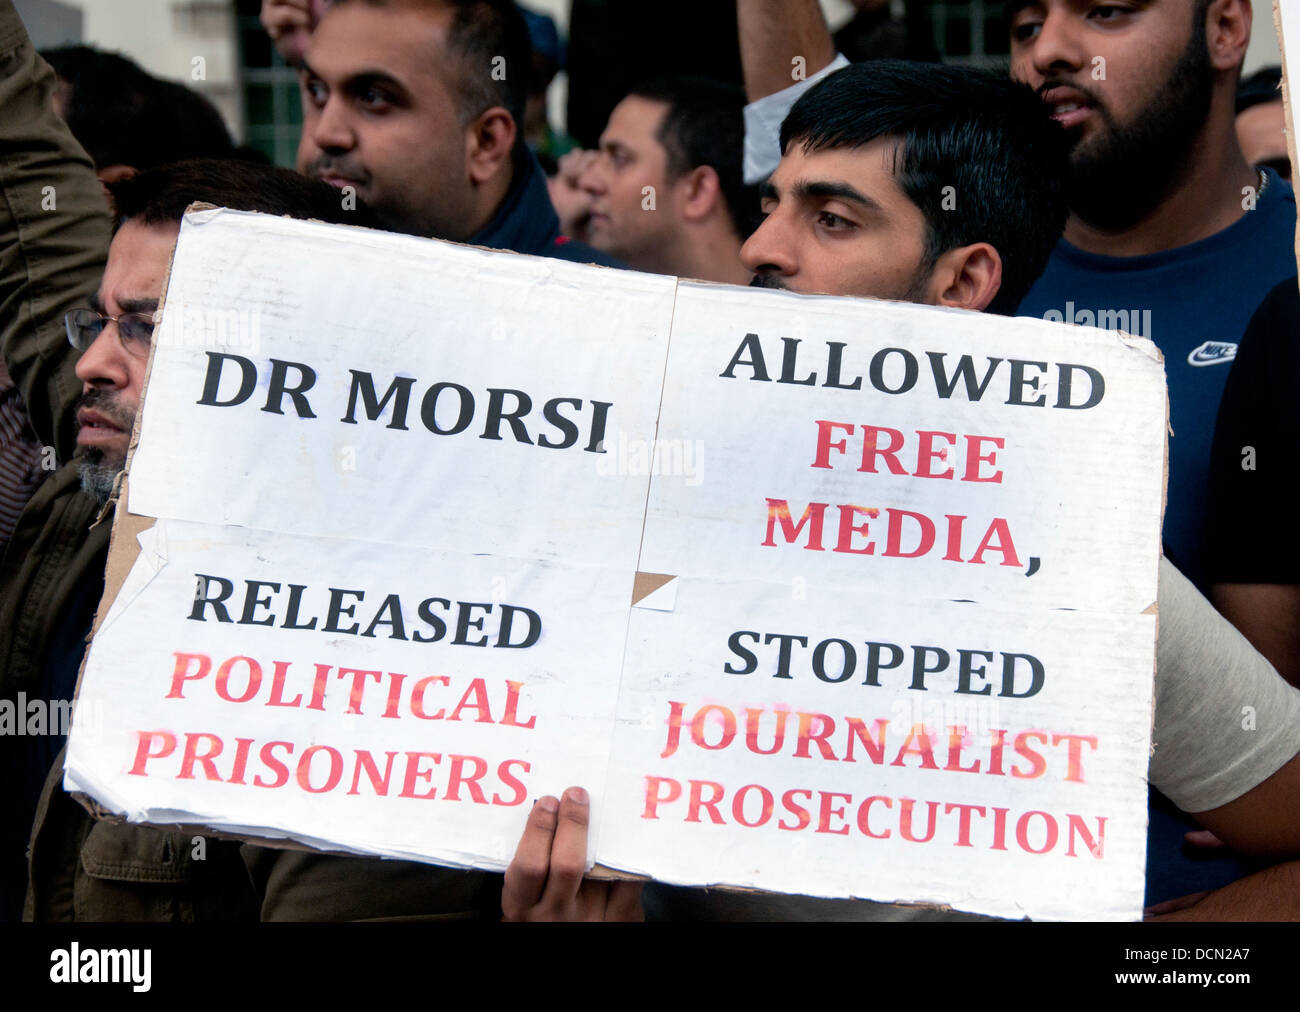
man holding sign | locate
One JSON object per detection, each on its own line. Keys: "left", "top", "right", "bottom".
{"left": 492, "top": 58, "right": 1300, "bottom": 922}
{"left": 635, "top": 58, "right": 1300, "bottom": 920}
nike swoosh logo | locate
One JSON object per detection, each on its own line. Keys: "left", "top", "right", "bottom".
{"left": 1187, "top": 341, "right": 1237, "bottom": 366}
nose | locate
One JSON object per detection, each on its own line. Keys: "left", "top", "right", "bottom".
{"left": 308, "top": 93, "right": 355, "bottom": 154}
{"left": 739, "top": 213, "right": 797, "bottom": 279}
{"left": 1018, "top": 9, "right": 1087, "bottom": 82}
{"left": 74, "top": 324, "right": 132, "bottom": 390}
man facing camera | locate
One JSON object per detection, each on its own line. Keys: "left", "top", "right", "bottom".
{"left": 295, "top": 0, "right": 617, "bottom": 265}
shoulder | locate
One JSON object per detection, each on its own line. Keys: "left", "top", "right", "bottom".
{"left": 547, "top": 236, "right": 624, "bottom": 269}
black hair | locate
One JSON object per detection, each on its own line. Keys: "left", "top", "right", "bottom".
{"left": 629, "top": 76, "right": 762, "bottom": 239}
{"left": 447, "top": 0, "right": 532, "bottom": 130}
{"left": 780, "top": 60, "right": 1070, "bottom": 315}
{"left": 1237, "top": 65, "right": 1283, "bottom": 115}
{"left": 108, "top": 159, "right": 382, "bottom": 232}
{"left": 331, "top": 0, "right": 531, "bottom": 129}
{"left": 41, "top": 45, "right": 235, "bottom": 171}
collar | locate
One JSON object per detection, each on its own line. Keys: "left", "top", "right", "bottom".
{"left": 466, "top": 148, "right": 562, "bottom": 257}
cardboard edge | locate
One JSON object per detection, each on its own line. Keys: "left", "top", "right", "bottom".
{"left": 1276, "top": 2, "right": 1300, "bottom": 287}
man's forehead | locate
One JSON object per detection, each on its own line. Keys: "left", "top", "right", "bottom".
{"left": 604, "top": 96, "right": 669, "bottom": 147}
{"left": 307, "top": 1, "right": 448, "bottom": 89}
{"left": 98, "top": 220, "right": 178, "bottom": 311}
{"left": 771, "top": 139, "right": 908, "bottom": 200}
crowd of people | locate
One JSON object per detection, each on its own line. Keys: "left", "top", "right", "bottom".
{"left": 1, "top": 0, "right": 1299, "bottom": 922}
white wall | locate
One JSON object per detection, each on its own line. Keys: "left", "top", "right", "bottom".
{"left": 21, "top": 0, "right": 243, "bottom": 139}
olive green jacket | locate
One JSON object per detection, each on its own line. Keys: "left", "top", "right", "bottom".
{"left": 1, "top": 1, "right": 498, "bottom": 921}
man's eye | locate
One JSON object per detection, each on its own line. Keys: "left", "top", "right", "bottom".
{"left": 1010, "top": 12, "right": 1043, "bottom": 43}
{"left": 1090, "top": 4, "right": 1129, "bottom": 22}
{"left": 1012, "top": 21, "right": 1041, "bottom": 43}
{"left": 303, "top": 78, "right": 326, "bottom": 105}
{"left": 359, "top": 87, "right": 392, "bottom": 110}
{"left": 816, "top": 211, "right": 853, "bottom": 230}
{"left": 119, "top": 314, "right": 154, "bottom": 345}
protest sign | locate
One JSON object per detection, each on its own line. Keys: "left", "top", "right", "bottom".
{"left": 67, "top": 208, "right": 1166, "bottom": 920}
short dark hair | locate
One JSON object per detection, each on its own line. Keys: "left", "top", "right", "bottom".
{"left": 629, "top": 76, "right": 762, "bottom": 239}
{"left": 331, "top": 0, "right": 531, "bottom": 128}
{"left": 780, "top": 61, "right": 1070, "bottom": 315}
{"left": 41, "top": 45, "right": 234, "bottom": 171}
{"left": 108, "top": 159, "right": 382, "bottom": 232}
{"left": 1237, "top": 65, "right": 1283, "bottom": 115}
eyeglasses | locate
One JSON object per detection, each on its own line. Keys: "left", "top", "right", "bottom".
{"left": 65, "top": 308, "right": 157, "bottom": 358}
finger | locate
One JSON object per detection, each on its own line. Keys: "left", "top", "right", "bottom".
{"left": 261, "top": 0, "right": 310, "bottom": 25}
{"left": 577, "top": 879, "right": 610, "bottom": 922}
{"left": 265, "top": 11, "right": 310, "bottom": 35}
{"left": 560, "top": 149, "right": 592, "bottom": 182}
{"left": 1143, "top": 890, "right": 1210, "bottom": 919}
{"left": 263, "top": 10, "right": 310, "bottom": 39}
{"left": 1183, "top": 829, "right": 1226, "bottom": 849}
{"left": 604, "top": 881, "right": 645, "bottom": 922}
{"left": 537, "top": 786, "right": 590, "bottom": 913}
{"left": 501, "top": 795, "right": 560, "bottom": 919}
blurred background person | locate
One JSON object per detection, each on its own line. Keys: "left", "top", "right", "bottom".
{"left": 575, "top": 77, "right": 759, "bottom": 282}
{"left": 41, "top": 45, "right": 240, "bottom": 186}
{"left": 1235, "top": 65, "right": 1289, "bottom": 182}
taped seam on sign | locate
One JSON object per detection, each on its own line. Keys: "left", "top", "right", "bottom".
{"left": 631, "top": 572, "right": 678, "bottom": 611}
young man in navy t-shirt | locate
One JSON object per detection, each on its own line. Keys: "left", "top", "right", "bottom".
{"left": 1009, "top": 0, "right": 1296, "bottom": 906}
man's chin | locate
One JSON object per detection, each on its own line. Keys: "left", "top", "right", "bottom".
{"left": 76, "top": 448, "right": 124, "bottom": 506}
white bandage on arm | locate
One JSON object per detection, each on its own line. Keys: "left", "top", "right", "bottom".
{"left": 1148, "top": 556, "right": 1300, "bottom": 812}
{"left": 743, "top": 53, "right": 851, "bottom": 184}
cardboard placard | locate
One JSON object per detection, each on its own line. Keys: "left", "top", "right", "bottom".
{"left": 67, "top": 208, "right": 1167, "bottom": 920}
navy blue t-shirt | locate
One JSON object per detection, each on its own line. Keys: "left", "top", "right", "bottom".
{"left": 1019, "top": 173, "right": 1297, "bottom": 907}
{"left": 1018, "top": 170, "right": 1297, "bottom": 592}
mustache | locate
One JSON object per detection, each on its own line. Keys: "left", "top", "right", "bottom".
{"left": 748, "top": 273, "right": 788, "bottom": 290}
{"left": 305, "top": 155, "right": 370, "bottom": 185}
{"left": 77, "top": 387, "right": 136, "bottom": 430}
{"left": 1037, "top": 77, "right": 1105, "bottom": 109}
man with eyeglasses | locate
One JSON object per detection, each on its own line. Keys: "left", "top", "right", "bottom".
{"left": 63, "top": 275, "right": 160, "bottom": 503}
{"left": 2, "top": 2, "right": 633, "bottom": 920}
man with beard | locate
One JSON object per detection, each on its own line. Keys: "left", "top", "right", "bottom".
{"left": 1008, "top": 1, "right": 1297, "bottom": 909}
{"left": 737, "top": 0, "right": 1295, "bottom": 911}
{"left": 1008, "top": 0, "right": 1294, "bottom": 595}
{"left": 740, "top": 0, "right": 1292, "bottom": 591}
{"left": 630, "top": 55, "right": 1300, "bottom": 922}
{"left": 1, "top": 2, "right": 634, "bottom": 920}
{"left": 292, "top": 0, "right": 618, "bottom": 266}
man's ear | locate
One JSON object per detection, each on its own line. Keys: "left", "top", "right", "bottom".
{"left": 676, "top": 165, "right": 722, "bottom": 223}
{"left": 1206, "top": 0, "right": 1251, "bottom": 74}
{"left": 97, "top": 164, "right": 138, "bottom": 185}
{"left": 465, "top": 106, "right": 517, "bottom": 185}
{"left": 927, "top": 242, "right": 1002, "bottom": 313}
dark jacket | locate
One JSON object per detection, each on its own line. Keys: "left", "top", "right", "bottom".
{"left": 470, "top": 148, "right": 622, "bottom": 268}
{"left": 1, "top": 1, "right": 499, "bottom": 921}
{"left": 0, "top": 0, "right": 111, "bottom": 920}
